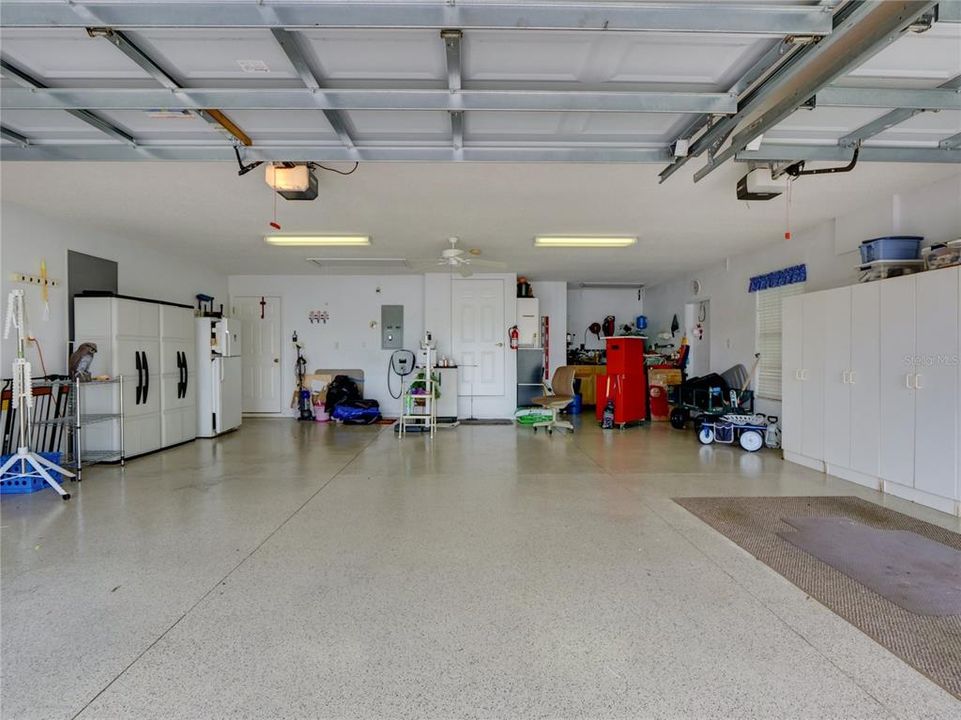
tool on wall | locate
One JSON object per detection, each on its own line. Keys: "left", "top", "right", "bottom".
{"left": 292, "top": 332, "right": 314, "bottom": 421}
{"left": 260, "top": 296, "right": 266, "bottom": 319}
{"left": 508, "top": 325, "right": 519, "bottom": 350}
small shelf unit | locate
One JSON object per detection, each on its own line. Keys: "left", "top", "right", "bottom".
{"left": 34, "top": 377, "right": 125, "bottom": 481}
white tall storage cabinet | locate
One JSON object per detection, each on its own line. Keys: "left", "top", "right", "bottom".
{"left": 781, "top": 267, "right": 960, "bottom": 516}
{"left": 75, "top": 295, "right": 197, "bottom": 458}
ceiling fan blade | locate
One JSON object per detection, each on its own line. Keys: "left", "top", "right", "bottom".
{"left": 406, "top": 259, "right": 446, "bottom": 271}
{"left": 466, "top": 259, "right": 507, "bottom": 269}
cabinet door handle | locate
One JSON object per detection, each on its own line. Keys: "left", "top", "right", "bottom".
{"left": 135, "top": 351, "right": 143, "bottom": 405}
{"left": 914, "top": 373, "right": 924, "bottom": 390}
{"left": 800, "top": 369, "right": 808, "bottom": 381}
{"left": 849, "top": 371, "right": 857, "bottom": 385}
{"left": 183, "top": 353, "right": 188, "bottom": 397}
{"left": 177, "top": 351, "right": 184, "bottom": 398}
{"left": 841, "top": 370, "right": 849, "bottom": 384}
{"left": 142, "top": 351, "right": 149, "bottom": 403}
{"left": 905, "top": 373, "right": 913, "bottom": 389}
{"left": 794, "top": 369, "right": 801, "bottom": 381}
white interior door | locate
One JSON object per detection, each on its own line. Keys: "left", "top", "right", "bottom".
{"left": 233, "top": 296, "right": 282, "bottom": 413}
{"left": 780, "top": 295, "right": 804, "bottom": 455}
{"left": 913, "top": 268, "right": 959, "bottom": 499}
{"left": 452, "top": 279, "right": 505, "bottom": 397}
{"left": 822, "top": 287, "right": 852, "bottom": 468}
{"left": 879, "top": 275, "right": 918, "bottom": 488}
{"left": 849, "top": 282, "right": 881, "bottom": 476}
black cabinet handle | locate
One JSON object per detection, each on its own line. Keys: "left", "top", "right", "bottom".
{"left": 142, "top": 351, "right": 149, "bottom": 404}
{"left": 178, "top": 351, "right": 186, "bottom": 398}
{"left": 135, "top": 351, "right": 143, "bottom": 405}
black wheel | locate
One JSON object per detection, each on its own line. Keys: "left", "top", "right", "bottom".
{"left": 62, "top": 493, "right": 71, "bottom": 500}
{"left": 669, "top": 407, "right": 688, "bottom": 430}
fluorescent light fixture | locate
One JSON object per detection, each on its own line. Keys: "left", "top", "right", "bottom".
{"left": 265, "top": 235, "right": 370, "bottom": 246}
{"left": 534, "top": 236, "right": 637, "bottom": 248}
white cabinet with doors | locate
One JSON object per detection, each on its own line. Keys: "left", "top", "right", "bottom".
{"left": 782, "top": 267, "right": 960, "bottom": 516}
{"left": 75, "top": 294, "right": 197, "bottom": 459}
{"left": 160, "top": 304, "right": 198, "bottom": 447}
{"left": 780, "top": 292, "right": 826, "bottom": 471}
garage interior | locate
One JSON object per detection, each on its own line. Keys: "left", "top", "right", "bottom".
{"left": 1, "top": 1, "right": 960, "bottom": 718}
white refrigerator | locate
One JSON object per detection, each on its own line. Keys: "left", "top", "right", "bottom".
{"left": 196, "top": 317, "right": 242, "bottom": 437}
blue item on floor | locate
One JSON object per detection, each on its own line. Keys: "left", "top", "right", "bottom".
{"left": 565, "top": 393, "right": 583, "bottom": 415}
{"left": 859, "top": 236, "right": 922, "bottom": 264}
{"left": 0, "top": 452, "right": 64, "bottom": 494}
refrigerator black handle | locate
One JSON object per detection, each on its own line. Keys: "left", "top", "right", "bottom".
{"left": 182, "top": 352, "right": 188, "bottom": 397}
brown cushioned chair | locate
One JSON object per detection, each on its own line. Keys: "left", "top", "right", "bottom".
{"left": 531, "top": 365, "right": 575, "bottom": 434}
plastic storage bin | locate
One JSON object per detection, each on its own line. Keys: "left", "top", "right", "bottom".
{"left": 0, "top": 452, "right": 63, "bottom": 494}
{"left": 923, "top": 240, "right": 961, "bottom": 270}
{"left": 859, "top": 236, "right": 922, "bottom": 264}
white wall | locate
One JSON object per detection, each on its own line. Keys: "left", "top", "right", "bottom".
{"left": 566, "top": 287, "right": 645, "bottom": 350}
{"left": 1, "top": 202, "right": 227, "bottom": 376}
{"left": 229, "top": 272, "right": 519, "bottom": 418}
{"left": 643, "top": 172, "right": 961, "bottom": 415}
{"left": 228, "top": 274, "right": 425, "bottom": 417}
{"left": 530, "top": 280, "right": 567, "bottom": 380}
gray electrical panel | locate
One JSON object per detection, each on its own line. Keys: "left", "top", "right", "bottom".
{"left": 381, "top": 305, "right": 404, "bottom": 349}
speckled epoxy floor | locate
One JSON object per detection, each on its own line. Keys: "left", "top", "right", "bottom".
{"left": 2, "top": 419, "right": 959, "bottom": 719}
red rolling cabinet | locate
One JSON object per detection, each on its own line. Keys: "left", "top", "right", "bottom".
{"left": 596, "top": 337, "right": 648, "bottom": 427}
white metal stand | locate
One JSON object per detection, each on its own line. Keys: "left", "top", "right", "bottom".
{"left": 2, "top": 290, "right": 75, "bottom": 499}
{"left": 398, "top": 336, "right": 437, "bottom": 438}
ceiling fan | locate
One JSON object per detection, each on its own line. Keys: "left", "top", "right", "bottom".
{"left": 407, "top": 237, "right": 506, "bottom": 277}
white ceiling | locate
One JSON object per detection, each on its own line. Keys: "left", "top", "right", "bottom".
{"left": 2, "top": 159, "right": 956, "bottom": 281}
{"left": 1, "top": 19, "right": 958, "bottom": 149}
{"left": 0, "top": 3, "right": 957, "bottom": 283}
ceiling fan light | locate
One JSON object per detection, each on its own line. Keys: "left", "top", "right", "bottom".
{"left": 265, "top": 235, "right": 370, "bottom": 246}
{"left": 534, "top": 236, "right": 637, "bottom": 248}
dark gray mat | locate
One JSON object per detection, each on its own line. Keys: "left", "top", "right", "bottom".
{"left": 778, "top": 516, "right": 961, "bottom": 617}
{"left": 674, "top": 496, "right": 961, "bottom": 700}
{"left": 458, "top": 418, "right": 514, "bottom": 425}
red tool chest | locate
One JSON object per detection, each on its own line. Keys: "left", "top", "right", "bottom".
{"left": 596, "top": 337, "right": 648, "bottom": 427}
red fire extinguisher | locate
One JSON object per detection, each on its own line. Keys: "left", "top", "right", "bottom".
{"left": 508, "top": 325, "right": 519, "bottom": 350}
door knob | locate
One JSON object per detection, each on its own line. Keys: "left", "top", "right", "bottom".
{"left": 496, "top": 342, "right": 504, "bottom": 347}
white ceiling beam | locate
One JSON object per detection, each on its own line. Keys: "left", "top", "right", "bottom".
{"left": 0, "top": 125, "right": 30, "bottom": 146}
{"left": 0, "top": 87, "right": 739, "bottom": 114}
{"left": 736, "top": 143, "right": 961, "bottom": 164}
{"left": 940, "top": 131, "right": 961, "bottom": 150}
{"left": 0, "top": 57, "right": 138, "bottom": 146}
{"left": 442, "top": 29, "right": 464, "bottom": 153}
{"left": 86, "top": 28, "right": 252, "bottom": 146}
{"left": 270, "top": 28, "right": 355, "bottom": 148}
{"left": 691, "top": 0, "right": 939, "bottom": 182}
{"left": 837, "top": 74, "right": 961, "bottom": 148}
{"left": 0, "top": 144, "right": 674, "bottom": 163}
{"left": 816, "top": 86, "right": 961, "bottom": 111}
{"left": 0, "top": 2, "right": 835, "bottom": 35}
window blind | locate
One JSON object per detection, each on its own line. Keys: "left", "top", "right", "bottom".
{"left": 756, "top": 283, "right": 804, "bottom": 400}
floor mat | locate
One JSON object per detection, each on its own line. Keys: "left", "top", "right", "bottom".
{"left": 458, "top": 418, "right": 514, "bottom": 426}
{"left": 674, "top": 495, "right": 961, "bottom": 699}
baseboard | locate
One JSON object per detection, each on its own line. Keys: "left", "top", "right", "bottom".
{"left": 783, "top": 451, "right": 824, "bottom": 472}
{"left": 825, "top": 464, "right": 882, "bottom": 491}
{"left": 882, "top": 481, "right": 961, "bottom": 517}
